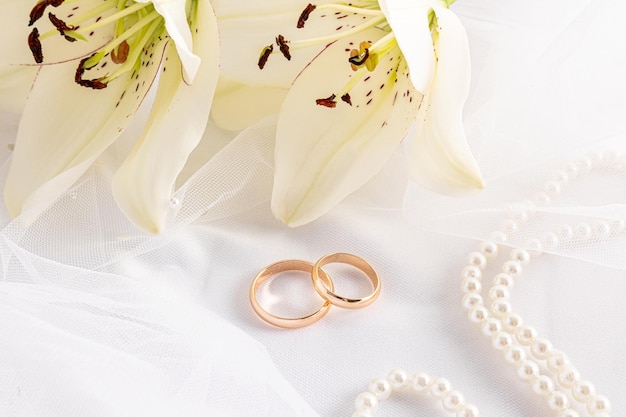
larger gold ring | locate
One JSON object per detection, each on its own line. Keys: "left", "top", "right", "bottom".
{"left": 312, "top": 253, "right": 380, "bottom": 309}
{"left": 250, "top": 259, "right": 334, "bottom": 329}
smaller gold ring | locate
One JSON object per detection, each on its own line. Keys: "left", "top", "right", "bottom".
{"left": 250, "top": 259, "right": 334, "bottom": 328}
{"left": 312, "top": 253, "right": 380, "bottom": 309}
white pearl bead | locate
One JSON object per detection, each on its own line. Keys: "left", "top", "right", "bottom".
{"left": 410, "top": 372, "right": 432, "bottom": 393}
{"left": 502, "top": 313, "right": 523, "bottom": 330}
{"left": 592, "top": 221, "right": 611, "bottom": 238}
{"left": 499, "top": 219, "right": 519, "bottom": 235}
{"left": 610, "top": 218, "right": 626, "bottom": 233}
{"left": 552, "top": 169, "right": 570, "bottom": 185}
{"left": 461, "top": 277, "right": 482, "bottom": 294}
{"left": 546, "top": 350, "right": 570, "bottom": 372}
{"left": 461, "top": 265, "right": 482, "bottom": 280}
{"left": 530, "top": 337, "right": 553, "bottom": 360}
{"left": 502, "top": 260, "right": 523, "bottom": 277}
{"left": 509, "top": 248, "right": 530, "bottom": 265}
{"left": 354, "top": 392, "right": 379, "bottom": 412}
{"left": 169, "top": 197, "right": 181, "bottom": 208}
{"left": 587, "top": 395, "right": 612, "bottom": 415}
{"left": 481, "top": 318, "right": 502, "bottom": 337}
{"left": 558, "top": 409, "right": 581, "bottom": 417}
{"left": 352, "top": 409, "right": 372, "bottom": 417}
{"left": 504, "top": 345, "right": 527, "bottom": 365}
{"left": 615, "top": 154, "right": 626, "bottom": 171}
{"left": 462, "top": 293, "right": 484, "bottom": 309}
{"left": 442, "top": 390, "right": 466, "bottom": 412}
{"left": 456, "top": 403, "right": 480, "bottom": 417}
{"left": 368, "top": 378, "right": 392, "bottom": 400}
{"left": 430, "top": 377, "right": 452, "bottom": 399}
{"left": 572, "top": 380, "right": 596, "bottom": 402}
{"left": 574, "top": 222, "right": 592, "bottom": 240}
{"left": 540, "top": 232, "right": 559, "bottom": 249}
{"left": 564, "top": 161, "right": 580, "bottom": 178}
{"left": 519, "top": 199, "right": 537, "bottom": 215}
{"left": 467, "top": 251, "right": 487, "bottom": 269}
{"left": 515, "top": 325, "right": 538, "bottom": 345}
{"left": 517, "top": 359, "right": 540, "bottom": 382}
{"left": 577, "top": 157, "right": 593, "bottom": 174}
{"left": 490, "top": 300, "right": 512, "bottom": 318}
{"left": 531, "top": 375, "right": 555, "bottom": 396}
{"left": 493, "top": 273, "right": 515, "bottom": 288}
{"left": 558, "top": 364, "right": 580, "bottom": 389}
{"left": 601, "top": 150, "right": 621, "bottom": 165}
{"left": 547, "top": 390, "right": 570, "bottom": 411}
{"left": 387, "top": 368, "right": 409, "bottom": 390}
{"left": 589, "top": 150, "right": 605, "bottom": 164}
{"left": 479, "top": 241, "right": 498, "bottom": 259}
{"left": 525, "top": 238, "right": 543, "bottom": 257}
{"left": 556, "top": 224, "right": 574, "bottom": 241}
{"left": 490, "top": 230, "right": 508, "bottom": 243}
{"left": 543, "top": 181, "right": 562, "bottom": 196}
{"left": 532, "top": 191, "right": 551, "bottom": 206}
{"left": 491, "top": 332, "right": 513, "bottom": 351}
{"left": 489, "top": 285, "right": 511, "bottom": 301}
{"left": 509, "top": 209, "right": 529, "bottom": 224}
{"left": 468, "top": 306, "right": 489, "bottom": 324}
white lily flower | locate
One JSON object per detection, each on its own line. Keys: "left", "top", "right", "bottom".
{"left": 0, "top": 66, "right": 38, "bottom": 114}
{"left": 229, "top": 0, "right": 484, "bottom": 226}
{"left": 1, "top": 0, "right": 219, "bottom": 233}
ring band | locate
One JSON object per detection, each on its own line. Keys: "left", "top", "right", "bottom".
{"left": 250, "top": 259, "right": 335, "bottom": 328}
{"left": 312, "top": 252, "right": 380, "bottom": 309}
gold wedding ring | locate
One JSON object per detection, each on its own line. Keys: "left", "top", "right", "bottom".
{"left": 312, "top": 252, "right": 380, "bottom": 309}
{"left": 249, "top": 259, "right": 334, "bottom": 329}
{"left": 250, "top": 253, "right": 380, "bottom": 328}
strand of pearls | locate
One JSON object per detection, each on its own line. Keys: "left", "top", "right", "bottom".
{"left": 349, "top": 151, "right": 621, "bottom": 417}
{"left": 351, "top": 368, "right": 480, "bottom": 417}
{"left": 461, "top": 150, "right": 622, "bottom": 417}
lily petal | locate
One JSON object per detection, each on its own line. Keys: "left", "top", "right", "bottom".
{"left": 137, "top": 0, "right": 201, "bottom": 83}
{"left": 112, "top": 0, "right": 219, "bottom": 233}
{"left": 409, "top": 7, "right": 484, "bottom": 194}
{"left": 0, "top": 0, "right": 114, "bottom": 64}
{"left": 4, "top": 41, "right": 166, "bottom": 217}
{"left": 378, "top": 0, "right": 437, "bottom": 93}
{"left": 210, "top": 75, "right": 288, "bottom": 131}
{"left": 0, "top": 66, "right": 38, "bottom": 113}
{"left": 271, "top": 28, "right": 420, "bottom": 227}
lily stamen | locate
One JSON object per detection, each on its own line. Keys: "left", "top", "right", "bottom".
{"left": 48, "top": 12, "right": 77, "bottom": 42}
{"left": 297, "top": 3, "right": 316, "bottom": 28}
{"left": 316, "top": 31, "right": 398, "bottom": 108}
{"left": 99, "top": 17, "right": 163, "bottom": 84}
{"left": 259, "top": 3, "right": 386, "bottom": 70}
{"left": 349, "top": 32, "right": 397, "bottom": 71}
{"left": 315, "top": 65, "right": 369, "bottom": 107}
{"left": 29, "top": 0, "right": 65, "bottom": 26}
{"left": 35, "top": 1, "right": 117, "bottom": 42}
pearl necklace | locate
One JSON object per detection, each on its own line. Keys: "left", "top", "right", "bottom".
{"left": 351, "top": 150, "right": 621, "bottom": 417}
{"left": 461, "top": 150, "right": 618, "bottom": 417}
{"left": 350, "top": 367, "right": 481, "bottom": 416}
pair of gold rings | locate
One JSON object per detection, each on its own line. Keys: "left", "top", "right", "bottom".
{"left": 249, "top": 253, "right": 380, "bottom": 328}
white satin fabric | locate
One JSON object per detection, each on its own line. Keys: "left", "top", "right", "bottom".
{"left": 1, "top": 0, "right": 625, "bottom": 416}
